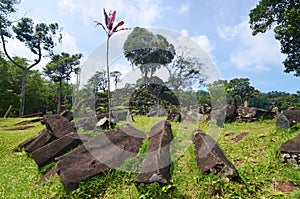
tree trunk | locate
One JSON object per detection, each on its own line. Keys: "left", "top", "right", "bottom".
{"left": 144, "top": 68, "right": 148, "bottom": 85}
{"left": 19, "top": 68, "right": 27, "bottom": 116}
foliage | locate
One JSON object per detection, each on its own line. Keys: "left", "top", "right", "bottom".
{"left": 0, "top": 0, "right": 20, "bottom": 37}
{"left": 0, "top": 3, "right": 62, "bottom": 115}
{"left": 166, "top": 48, "right": 206, "bottom": 91}
{"left": 110, "top": 70, "right": 122, "bottom": 90}
{"left": 0, "top": 53, "right": 63, "bottom": 116}
{"left": 123, "top": 27, "right": 176, "bottom": 84}
{"left": 43, "top": 52, "right": 82, "bottom": 113}
{"left": 0, "top": 52, "right": 20, "bottom": 116}
{"left": 249, "top": 0, "right": 300, "bottom": 76}
{"left": 226, "top": 78, "right": 260, "bottom": 106}
{"left": 254, "top": 91, "right": 300, "bottom": 111}
{"left": 87, "top": 70, "right": 108, "bottom": 93}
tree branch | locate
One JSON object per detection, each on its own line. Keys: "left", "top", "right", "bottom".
{"left": 28, "top": 38, "right": 41, "bottom": 70}
{"left": 0, "top": 33, "right": 24, "bottom": 69}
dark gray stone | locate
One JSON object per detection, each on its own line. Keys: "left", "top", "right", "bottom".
{"left": 61, "top": 110, "right": 74, "bottom": 122}
{"left": 237, "top": 107, "right": 275, "bottom": 122}
{"left": 31, "top": 132, "right": 91, "bottom": 167}
{"left": 56, "top": 124, "right": 146, "bottom": 191}
{"left": 276, "top": 110, "right": 300, "bottom": 129}
{"left": 112, "top": 110, "right": 129, "bottom": 122}
{"left": 279, "top": 133, "right": 300, "bottom": 167}
{"left": 43, "top": 115, "right": 76, "bottom": 138}
{"left": 134, "top": 120, "right": 172, "bottom": 186}
{"left": 193, "top": 131, "right": 240, "bottom": 182}
{"left": 22, "top": 128, "right": 53, "bottom": 153}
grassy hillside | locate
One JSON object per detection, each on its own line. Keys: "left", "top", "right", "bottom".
{"left": 0, "top": 117, "right": 299, "bottom": 198}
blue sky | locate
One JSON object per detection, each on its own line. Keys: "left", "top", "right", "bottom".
{"left": 8, "top": 0, "right": 299, "bottom": 93}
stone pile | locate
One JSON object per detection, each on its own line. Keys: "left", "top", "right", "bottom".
{"left": 279, "top": 133, "right": 300, "bottom": 168}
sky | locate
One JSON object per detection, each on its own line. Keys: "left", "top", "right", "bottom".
{"left": 6, "top": 0, "right": 299, "bottom": 93}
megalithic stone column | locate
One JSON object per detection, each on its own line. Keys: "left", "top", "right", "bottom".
{"left": 134, "top": 120, "right": 172, "bottom": 186}
{"left": 193, "top": 131, "right": 241, "bottom": 182}
{"left": 56, "top": 124, "right": 146, "bottom": 191}
{"left": 31, "top": 132, "right": 91, "bottom": 167}
{"left": 19, "top": 128, "right": 53, "bottom": 153}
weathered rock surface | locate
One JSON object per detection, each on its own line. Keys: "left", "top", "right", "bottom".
{"left": 42, "top": 115, "right": 76, "bottom": 138}
{"left": 56, "top": 124, "right": 146, "bottom": 191}
{"left": 112, "top": 110, "right": 129, "bottom": 122}
{"left": 279, "top": 133, "right": 300, "bottom": 167}
{"left": 134, "top": 120, "right": 172, "bottom": 186}
{"left": 31, "top": 132, "right": 91, "bottom": 167}
{"left": 276, "top": 110, "right": 300, "bottom": 129}
{"left": 61, "top": 110, "right": 74, "bottom": 122}
{"left": 167, "top": 109, "right": 181, "bottom": 122}
{"left": 193, "top": 131, "right": 240, "bottom": 182}
{"left": 236, "top": 107, "right": 275, "bottom": 122}
{"left": 19, "top": 128, "right": 52, "bottom": 153}
{"left": 213, "top": 104, "right": 237, "bottom": 127}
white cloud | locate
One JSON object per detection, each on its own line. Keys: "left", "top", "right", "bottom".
{"left": 4, "top": 31, "right": 80, "bottom": 71}
{"left": 3, "top": 38, "right": 48, "bottom": 70}
{"left": 57, "top": 0, "right": 76, "bottom": 13}
{"left": 179, "top": 2, "right": 190, "bottom": 15}
{"left": 57, "top": 0, "right": 164, "bottom": 27}
{"left": 180, "top": 29, "right": 214, "bottom": 56}
{"left": 57, "top": 32, "right": 80, "bottom": 54}
{"left": 218, "top": 19, "right": 285, "bottom": 72}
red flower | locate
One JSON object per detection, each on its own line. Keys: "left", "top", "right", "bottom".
{"left": 95, "top": 8, "right": 130, "bottom": 37}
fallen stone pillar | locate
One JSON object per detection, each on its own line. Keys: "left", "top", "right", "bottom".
{"left": 134, "top": 120, "right": 172, "bottom": 186}
{"left": 43, "top": 115, "right": 76, "bottom": 138}
{"left": 193, "top": 131, "right": 240, "bottom": 182}
{"left": 19, "top": 128, "right": 52, "bottom": 153}
{"left": 31, "top": 132, "right": 91, "bottom": 167}
{"left": 56, "top": 124, "right": 146, "bottom": 191}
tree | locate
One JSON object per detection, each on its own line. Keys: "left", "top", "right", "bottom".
{"left": 0, "top": 10, "right": 61, "bottom": 115}
{"left": 0, "top": 52, "right": 20, "bottom": 116}
{"left": 0, "top": 53, "right": 58, "bottom": 116}
{"left": 44, "top": 52, "right": 82, "bottom": 113}
{"left": 123, "top": 27, "right": 176, "bottom": 84}
{"left": 87, "top": 70, "right": 108, "bottom": 93}
{"left": 166, "top": 48, "right": 206, "bottom": 91}
{"left": 110, "top": 70, "right": 121, "bottom": 90}
{"left": 226, "top": 78, "right": 259, "bottom": 106}
{"left": 249, "top": 0, "right": 300, "bottom": 76}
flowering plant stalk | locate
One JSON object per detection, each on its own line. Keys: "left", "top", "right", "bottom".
{"left": 95, "top": 9, "right": 130, "bottom": 128}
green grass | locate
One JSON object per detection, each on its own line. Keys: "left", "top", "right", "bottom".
{"left": 0, "top": 117, "right": 300, "bottom": 198}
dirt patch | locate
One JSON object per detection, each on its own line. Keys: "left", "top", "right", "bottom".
{"left": 274, "top": 181, "right": 300, "bottom": 193}
{"left": 224, "top": 132, "right": 235, "bottom": 137}
{"left": 232, "top": 132, "right": 248, "bottom": 143}
{"left": 5, "top": 125, "right": 35, "bottom": 131}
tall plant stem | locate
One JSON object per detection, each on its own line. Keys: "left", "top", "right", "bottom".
{"left": 106, "top": 37, "right": 111, "bottom": 129}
